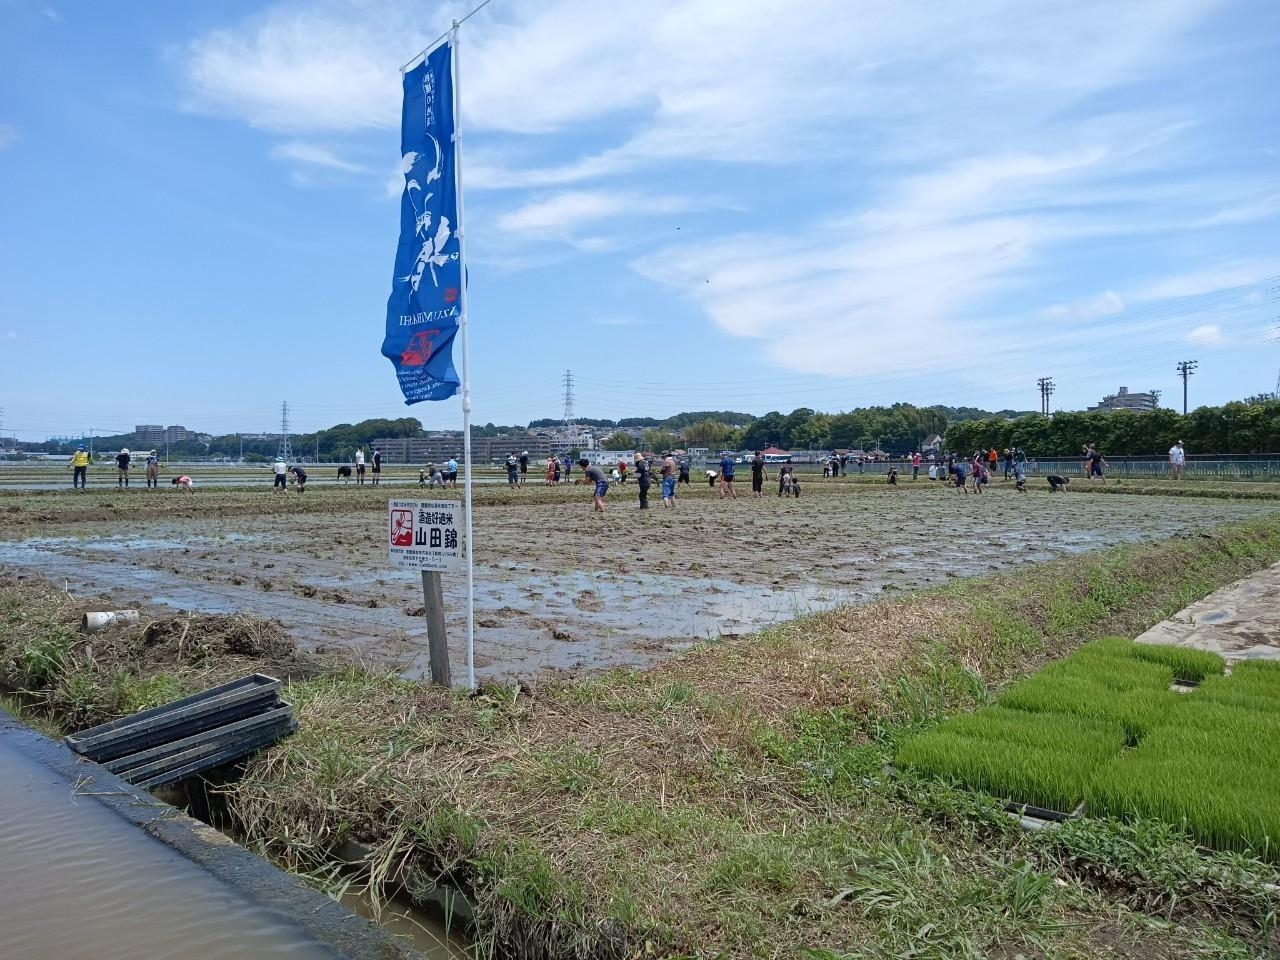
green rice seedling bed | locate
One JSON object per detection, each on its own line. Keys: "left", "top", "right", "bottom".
{"left": 1222, "top": 658, "right": 1280, "bottom": 695}
{"left": 896, "top": 639, "right": 1280, "bottom": 856}
{"left": 996, "top": 675, "right": 1172, "bottom": 742}
{"left": 1089, "top": 755, "right": 1280, "bottom": 855}
{"left": 895, "top": 732, "right": 1095, "bottom": 813}
{"left": 1124, "top": 642, "right": 1225, "bottom": 683}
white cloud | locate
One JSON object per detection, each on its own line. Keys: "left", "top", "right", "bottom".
{"left": 1044, "top": 290, "right": 1126, "bottom": 320}
{"left": 1132, "top": 261, "right": 1280, "bottom": 301}
{"left": 1199, "top": 193, "right": 1280, "bottom": 226}
{"left": 270, "top": 141, "right": 366, "bottom": 172}
{"left": 182, "top": 1, "right": 1221, "bottom": 173}
{"left": 0, "top": 125, "right": 17, "bottom": 151}
{"left": 496, "top": 190, "right": 695, "bottom": 235}
{"left": 181, "top": 0, "right": 1267, "bottom": 383}
{"left": 42, "top": 7, "right": 63, "bottom": 23}
{"left": 1187, "top": 324, "right": 1226, "bottom": 346}
{"left": 631, "top": 134, "right": 1195, "bottom": 376}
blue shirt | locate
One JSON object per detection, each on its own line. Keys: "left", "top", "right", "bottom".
{"left": 719, "top": 456, "right": 735, "bottom": 478}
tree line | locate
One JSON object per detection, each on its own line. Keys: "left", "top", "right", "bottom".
{"left": 944, "top": 401, "right": 1280, "bottom": 457}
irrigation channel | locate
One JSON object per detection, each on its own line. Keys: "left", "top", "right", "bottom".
{"left": 0, "top": 710, "right": 463, "bottom": 959}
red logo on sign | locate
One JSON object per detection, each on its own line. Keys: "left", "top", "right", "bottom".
{"left": 400, "top": 329, "right": 440, "bottom": 367}
{"left": 444, "top": 287, "right": 459, "bottom": 303}
{"left": 390, "top": 509, "right": 414, "bottom": 547}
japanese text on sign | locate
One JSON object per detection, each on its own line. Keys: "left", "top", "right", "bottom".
{"left": 388, "top": 499, "right": 463, "bottom": 572}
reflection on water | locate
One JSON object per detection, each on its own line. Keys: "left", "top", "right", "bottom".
{"left": 0, "top": 741, "right": 341, "bottom": 960}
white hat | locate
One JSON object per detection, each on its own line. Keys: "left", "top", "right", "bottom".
{"left": 121, "top": 448, "right": 129, "bottom": 454}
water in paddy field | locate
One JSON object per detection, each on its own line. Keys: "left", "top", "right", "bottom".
{"left": 0, "top": 740, "right": 345, "bottom": 959}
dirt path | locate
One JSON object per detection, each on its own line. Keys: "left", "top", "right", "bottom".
{"left": 2, "top": 486, "right": 1276, "bottom": 680}
{"left": 1135, "top": 560, "right": 1280, "bottom": 662}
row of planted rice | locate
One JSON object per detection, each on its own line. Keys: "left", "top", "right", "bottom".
{"left": 896, "top": 638, "right": 1280, "bottom": 856}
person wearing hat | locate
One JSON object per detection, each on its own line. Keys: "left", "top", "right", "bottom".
{"left": 519, "top": 450, "right": 529, "bottom": 485}
{"left": 1168, "top": 440, "right": 1186, "bottom": 480}
{"left": 68, "top": 444, "right": 91, "bottom": 489}
{"left": 115, "top": 448, "right": 132, "bottom": 487}
{"left": 144, "top": 450, "right": 161, "bottom": 488}
{"left": 634, "top": 451, "right": 651, "bottom": 509}
{"left": 273, "top": 456, "right": 288, "bottom": 491}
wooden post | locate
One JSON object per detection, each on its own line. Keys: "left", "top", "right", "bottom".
{"left": 422, "top": 570, "right": 451, "bottom": 687}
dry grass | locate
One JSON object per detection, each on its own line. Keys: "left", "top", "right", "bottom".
{"left": 0, "top": 573, "right": 317, "bottom": 729}
{"left": 224, "top": 517, "right": 1280, "bottom": 959}
{"left": 5, "top": 510, "right": 1280, "bottom": 957}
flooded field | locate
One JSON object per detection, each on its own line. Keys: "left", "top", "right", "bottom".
{"left": 3, "top": 484, "right": 1276, "bottom": 680}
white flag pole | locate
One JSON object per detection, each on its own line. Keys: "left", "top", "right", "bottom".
{"left": 450, "top": 21, "right": 477, "bottom": 691}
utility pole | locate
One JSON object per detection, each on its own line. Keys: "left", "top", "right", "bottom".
{"left": 277, "top": 401, "right": 293, "bottom": 463}
{"left": 238, "top": 434, "right": 244, "bottom": 462}
{"left": 1037, "top": 377, "right": 1056, "bottom": 415}
{"left": 1176, "top": 360, "right": 1198, "bottom": 415}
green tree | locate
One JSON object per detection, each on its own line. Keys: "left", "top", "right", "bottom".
{"left": 641, "top": 428, "right": 681, "bottom": 452}
{"left": 682, "top": 420, "right": 733, "bottom": 447}
{"left": 601, "top": 431, "right": 635, "bottom": 450}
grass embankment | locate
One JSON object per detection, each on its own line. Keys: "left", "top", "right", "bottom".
{"left": 898, "top": 640, "right": 1280, "bottom": 854}
{"left": 1065, "top": 479, "right": 1280, "bottom": 500}
{"left": 4, "top": 521, "right": 1280, "bottom": 957}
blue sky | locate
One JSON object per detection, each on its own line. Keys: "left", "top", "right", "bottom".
{"left": 1, "top": 0, "right": 1278, "bottom": 440}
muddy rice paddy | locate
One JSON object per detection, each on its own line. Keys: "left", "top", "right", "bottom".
{"left": 2, "top": 483, "right": 1277, "bottom": 680}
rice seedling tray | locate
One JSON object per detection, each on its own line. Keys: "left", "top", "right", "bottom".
{"left": 66, "top": 674, "right": 282, "bottom": 761}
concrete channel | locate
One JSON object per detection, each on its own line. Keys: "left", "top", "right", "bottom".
{"left": 0, "top": 709, "right": 444, "bottom": 959}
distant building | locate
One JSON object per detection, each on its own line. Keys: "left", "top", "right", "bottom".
{"left": 134, "top": 424, "right": 192, "bottom": 445}
{"left": 135, "top": 424, "right": 165, "bottom": 445}
{"left": 373, "top": 431, "right": 556, "bottom": 464}
{"left": 1088, "top": 386, "right": 1159, "bottom": 413}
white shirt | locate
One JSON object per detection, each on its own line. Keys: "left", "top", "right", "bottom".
{"left": 355, "top": 450, "right": 365, "bottom": 465}
{"left": 1169, "top": 445, "right": 1185, "bottom": 464}
{"left": 274, "top": 462, "right": 286, "bottom": 475}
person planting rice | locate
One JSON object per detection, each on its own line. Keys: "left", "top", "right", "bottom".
{"left": 578, "top": 458, "right": 608, "bottom": 513}
{"left": 661, "top": 452, "right": 678, "bottom": 508}
{"left": 1048, "top": 475, "right": 1070, "bottom": 492}
{"left": 145, "top": 450, "right": 160, "bottom": 488}
{"left": 272, "top": 457, "right": 288, "bottom": 491}
{"left": 289, "top": 465, "right": 308, "bottom": 493}
{"left": 170, "top": 475, "right": 194, "bottom": 491}
{"left": 68, "top": 445, "right": 90, "bottom": 488}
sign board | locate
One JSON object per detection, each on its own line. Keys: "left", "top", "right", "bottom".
{"left": 388, "top": 499, "right": 463, "bottom": 572}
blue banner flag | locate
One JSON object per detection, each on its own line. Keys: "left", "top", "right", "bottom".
{"left": 383, "top": 41, "right": 461, "bottom": 404}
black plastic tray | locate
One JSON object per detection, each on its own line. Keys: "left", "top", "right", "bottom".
{"left": 66, "top": 674, "right": 281, "bottom": 761}
{"left": 106, "top": 706, "right": 296, "bottom": 780}
{"left": 132, "top": 719, "right": 298, "bottom": 790}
